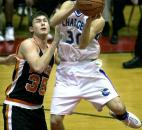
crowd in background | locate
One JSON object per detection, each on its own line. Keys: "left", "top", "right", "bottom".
{"left": 0, "top": 0, "right": 66, "bottom": 42}
{"left": 102, "top": 0, "right": 142, "bottom": 68}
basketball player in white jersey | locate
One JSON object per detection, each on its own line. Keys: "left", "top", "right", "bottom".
{"left": 49, "top": 1, "right": 141, "bottom": 130}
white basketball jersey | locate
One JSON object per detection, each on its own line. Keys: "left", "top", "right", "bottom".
{"left": 58, "top": 10, "right": 100, "bottom": 62}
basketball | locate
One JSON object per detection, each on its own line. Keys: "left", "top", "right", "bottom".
{"left": 76, "top": 0, "right": 105, "bottom": 16}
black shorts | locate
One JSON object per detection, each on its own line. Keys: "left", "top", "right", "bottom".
{"left": 3, "top": 104, "right": 48, "bottom": 130}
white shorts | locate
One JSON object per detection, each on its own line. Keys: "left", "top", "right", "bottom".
{"left": 50, "top": 60, "right": 118, "bottom": 115}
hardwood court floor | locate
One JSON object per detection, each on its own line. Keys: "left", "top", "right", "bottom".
{"left": 0, "top": 53, "right": 142, "bottom": 130}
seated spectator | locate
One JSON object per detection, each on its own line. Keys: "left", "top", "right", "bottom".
{"left": 2, "top": 0, "right": 29, "bottom": 42}
{"left": 102, "top": 0, "right": 112, "bottom": 36}
{"left": 123, "top": 0, "right": 142, "bottom": 69}
{"left": 4, "top": 0, "right": 15, "bottom": 42}
{"left": 123, "top": 13, "right": 142, "bottom": 68}
{"left": 110, "top": 0, "right": 141, "bottom": 44}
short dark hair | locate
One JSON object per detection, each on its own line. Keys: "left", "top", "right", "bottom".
{"left": 29, "top": 11, "right": 48, "bottom": 26}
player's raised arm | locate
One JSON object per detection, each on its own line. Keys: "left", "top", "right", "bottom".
{"left": 90, "top": 16, "right": 105, "bottom": 39}
{"left": 19, "top": 39, "right": 57, "bottom": 73}
{"left": 79, "top": 16, "right": 105, "bottom": 49}
{"left": 53, "top": 25, "right": 61, "bottom": 65}
{"left": 50, "top": 1, "right": 77, "bottom": 27}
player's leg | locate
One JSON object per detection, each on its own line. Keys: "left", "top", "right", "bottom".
{"left": 50, "top": 114, "right": 65, "bottom": 130}
{"left": 33, "top": 107, "right": 48, "bottom": 130}
{"left": 2, "top": 104, "right": 35, "bottom": 130}
{"left": 50, "top": 85, "right": 81, "bottom": 130}
{"left": 50, "top": 96, "right": 80, "bottom": 130}
{"left": 106, "top": 97, "right": 141, "bottom": 128}
{"left": 50, "top": 65, "right": 83, "bottom": 130}
{"left": 106, "top": 96, "right": 126, "bottom": 115}
{"left": 82, "top": 68, "right": 141, "bottom": 129}
{"left": 2, "top": 104, "right": 28, "bottom": 130}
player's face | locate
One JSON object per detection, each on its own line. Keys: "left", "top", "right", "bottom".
{"left": 32, "top": 15, "right": 50, "bottom": 36}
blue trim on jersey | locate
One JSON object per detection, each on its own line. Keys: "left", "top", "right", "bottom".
{"left": 74, "top": 10, "right": 82, "bottom": 17}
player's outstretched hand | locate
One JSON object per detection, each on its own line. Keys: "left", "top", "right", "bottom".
{"left": 5, "top": 54, "right": 16, "bottom": 65}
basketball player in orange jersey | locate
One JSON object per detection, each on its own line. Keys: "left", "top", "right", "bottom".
{"left": 49, "top": 1, "right": 141, "bottom": 130}
{"left": 2, "top": 11, "right": 60, "bottom": 130}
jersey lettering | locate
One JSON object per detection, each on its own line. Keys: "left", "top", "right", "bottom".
{"left": 62, "top": 18, "right": 84, "bottom": 31}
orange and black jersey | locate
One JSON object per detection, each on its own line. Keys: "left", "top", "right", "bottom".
{"left": 5, "top": 47, "right": 54, "bottom": 107}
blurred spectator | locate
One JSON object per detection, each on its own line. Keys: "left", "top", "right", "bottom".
{"left": 25, "top": 0, "right": 65, "bottom": 17}
{"left": 25, "top": 0, "right": 34, "bottom": 7}
{"left": 110, "top": 0, "right": 135, "bottom": 44}
{"left": 0, "top": 0, "right": 4, "bottom": 42}
{"left": 0, "top": 0, "right": 26, "bottom": 42}
{"left": 123, "top": 14, "right": 142, "bottom": 68}
{"left": 0, "top": 0, "right": 65, "bottom": 43}
{"left": 102, "top": 0, "right": 112, "bottom": 36}
{"left": 17, "top": 0, "right": 29, "bottom": 16}
{"left": 123, "top": 0, "right": 142, "bottom": 69}
{"left": 4, "top": 0, "right": 15, "bottom": 41}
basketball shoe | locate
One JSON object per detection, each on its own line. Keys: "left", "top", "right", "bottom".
{"left": 109, "top": 111, "right": 141, "bottom": 128}
{"left": 0, "top": 34, "right": 4, "bottom": 42}
{"left": 5, "top": 26, "right": 15, "bottom": 41}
